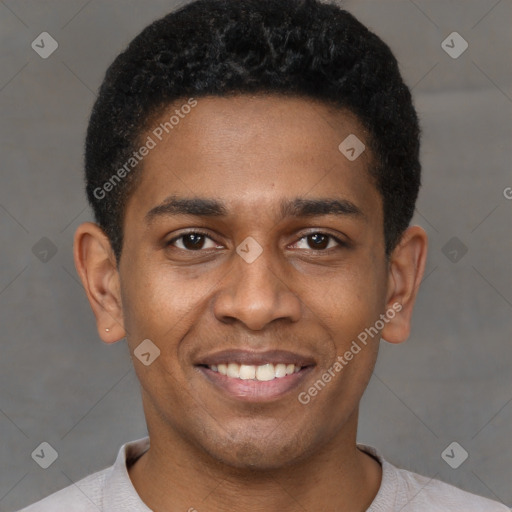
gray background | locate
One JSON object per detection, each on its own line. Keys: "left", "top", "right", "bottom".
{"left": 0, "top": 0, "right": 511, "bottom": 510}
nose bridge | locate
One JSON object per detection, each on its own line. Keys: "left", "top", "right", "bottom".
{"left": 236, "top": 243, "right": 279, "bottom": 297}
{"left": 213, "top": 239, "right": 301, "bottom": 330}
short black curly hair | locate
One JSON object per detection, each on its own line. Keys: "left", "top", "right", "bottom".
{"left": 85, "top": 0, "right": 421, "bottom": 263}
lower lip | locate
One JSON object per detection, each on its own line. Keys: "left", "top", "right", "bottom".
{"left": 197, "top": 366, "right": 314, "bottom": 402}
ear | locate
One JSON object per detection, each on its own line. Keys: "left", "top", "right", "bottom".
{"left": 73, "top": 222, "right": 126, "bottom": 343}
{"left": 381, "top": 225, "right": 428, "bottom": 344}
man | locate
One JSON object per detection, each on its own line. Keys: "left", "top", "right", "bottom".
{"left": 19, "top": 0, "right": 510, "bottom": 510}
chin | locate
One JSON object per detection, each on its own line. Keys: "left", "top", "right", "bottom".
{"left": 197, "top": 426, "right": 314, "bottom": 471}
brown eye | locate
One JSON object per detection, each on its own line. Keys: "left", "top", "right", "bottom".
{"left": 181, "top": 233, "right": 206, "bottom": 250}
{"left": 167, "top": 232, "right": 220, "bottom": 251}
{"left": 307, "top": 233, "right": 330, "bottom": 249}
{"left": 293, "top": 232, "right": 345, "bottom": 251}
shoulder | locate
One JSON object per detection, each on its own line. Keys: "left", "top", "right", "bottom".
{"left": 16, "top": 437, "right": 150, "bottom": 512}
{"left": 358, "top": 444, "right": 510, "bottom": 512}
{"left": 16, "top": 466, "right": 111, "bottom": 512}
{"left": 394, "top": 466, "right": 509, "bottom": 511}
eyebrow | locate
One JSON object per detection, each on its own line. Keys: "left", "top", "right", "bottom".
{"left": 144, "top": 195, "right": 366, "bottom": 225}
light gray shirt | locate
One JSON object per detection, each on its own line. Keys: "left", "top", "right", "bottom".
{"left": 18, "top": 437, "right": 510, "bottom": 511}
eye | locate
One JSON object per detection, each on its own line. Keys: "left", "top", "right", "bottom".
{"left": 166, "top": 230, "right": 347, "bottom": 253}
{"left": 292, "top": 232, "right": 346, "bottom": 251}
{"left": 167, "top": 231, "right": 221, "bottom": 251}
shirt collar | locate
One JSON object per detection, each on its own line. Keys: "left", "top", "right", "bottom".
{"left": 103, "top": 436, "right": 152, "bottom": 511}
{"left": 102, "top": 436, "right": 394, "bottom": 511}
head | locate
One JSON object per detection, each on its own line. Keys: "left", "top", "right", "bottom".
{"left": 75, "top": 0, "right": 427, "bottom": 470}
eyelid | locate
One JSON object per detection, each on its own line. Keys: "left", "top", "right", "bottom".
{"left": 292, "top": 230, "right": 348, "bottom": 249}
{"left": 166, "top": 229, "right": 220, "bottom": 247}
{"left": 166, "top": 228, "right": 348, "bottom": 251}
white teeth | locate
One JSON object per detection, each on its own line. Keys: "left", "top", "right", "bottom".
{"left": 275, "top": 363, "right": 287, "bottom": 378}
{"left": 239, "top": 364, "right": 256, "bottom": 380}
{"left": 256, "top": 363, "right": 275, "bottom": 381}
{"left": 208, "top": 362, "right": 302, "bottom": 381}
{"left": 226, "top": 363, "right": 240, "bottom": 378}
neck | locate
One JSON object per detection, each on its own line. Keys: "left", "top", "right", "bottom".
{"left": 128, "top": 410, "right": 382, "bottom": 512}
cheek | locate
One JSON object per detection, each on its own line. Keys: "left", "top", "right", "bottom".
{"left": 120, "top": 257, "right": 216, "bottom": 349}
{"left": 312, "top": 282, "right": 382, "bottom": 402}
{"left": 119, "top": 260, "right": 172, "bottom": 343}
{"left": 329, "top": 267, "right": 386, "bottom": 374}
{"left": 320, "top": 266, "right": 385, "bottom": 338}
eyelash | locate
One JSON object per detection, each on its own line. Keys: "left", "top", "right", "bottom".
{"left": 166, "top": 230, "right": 347, "bottom": 252}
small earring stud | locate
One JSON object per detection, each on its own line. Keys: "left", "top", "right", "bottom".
{"left": 105, "top": 328, "right": 110, "bottom": 332}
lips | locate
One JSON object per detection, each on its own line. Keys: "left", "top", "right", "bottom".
{"left": 195, "top": 349, "right": 316, "bottom": 401}
{"left": 196, "top": 348, "right": 316, "bottom": 368}
{"left": 212, "top": 362, "right": 301, "bottom": 381}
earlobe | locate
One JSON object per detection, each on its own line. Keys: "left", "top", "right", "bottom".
{"left": 73, "top": 222, "right": 126, "bottom": 343}
{"left": 381, "top": 225, "right": 428, "bottom": 344}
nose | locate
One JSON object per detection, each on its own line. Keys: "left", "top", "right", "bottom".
{"left": 212, "top": 245, "right": 302, "bottom": 330}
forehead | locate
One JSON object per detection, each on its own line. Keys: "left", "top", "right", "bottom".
{"left": 125, "top": 95, "right": 381, "bottom": 224}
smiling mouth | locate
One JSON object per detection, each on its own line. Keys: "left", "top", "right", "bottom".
{"left": 205, "top": 362, "right": 303, "bottom": 381}
{"left": 195, "top": 349, "right": 316, "bottom": 401}
{"left": 196, "top": 362, "right": 313, "bottom": 402}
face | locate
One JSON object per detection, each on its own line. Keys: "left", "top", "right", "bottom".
{"left": 116, "top": 95, "right": 392, "bottom": 469}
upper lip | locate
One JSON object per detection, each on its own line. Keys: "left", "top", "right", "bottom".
{"left": 196, "top": 349, "right": 316, "bottom": 367}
